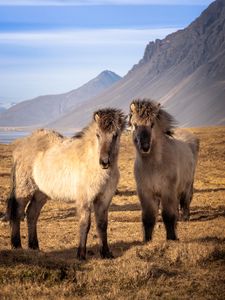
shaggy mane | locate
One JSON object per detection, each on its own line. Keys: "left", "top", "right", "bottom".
{"left": 131, "top": 99, "right": 159, "bottom": 121}
{"left": 157, "top": 109, "right": 177, "bottom": 136}
{"left": 72, "top": 129, "right": 86, "bottom": 139}
{"left": 94, "top": 108, "right": 126, "bottom": 133}
{"left": 131, "top": 99, "right": 177, "bottom": 134}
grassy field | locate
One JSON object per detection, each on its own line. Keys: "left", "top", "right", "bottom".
{"left": 0, "top": 127, "right": 225, "bottom": 299}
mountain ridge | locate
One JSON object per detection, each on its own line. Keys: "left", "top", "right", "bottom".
{"left": 49, "top": 0, "right": 225, "bottom": 129}
{"left": 0, "top": 70, "right": 121, "bottom": 127}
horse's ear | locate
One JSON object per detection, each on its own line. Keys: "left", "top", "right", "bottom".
{"left": 94, "top": 112, "right": 100, "bottom": 123}
{"left": 130, "top": 103, "right": 136, "bottom": 113}
{"left": 155, "top": 102, "right": 161, "bottom": 115}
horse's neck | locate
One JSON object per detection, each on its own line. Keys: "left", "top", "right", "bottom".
{"left": 80, "top": 124, "right": 98, "bottom": 158}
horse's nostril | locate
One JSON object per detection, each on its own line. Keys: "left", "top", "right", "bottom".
{"left": 100, "top": 158, "right": 110, "bottom": 168}
{"left": 141, "top": 143, "right": 150, "bottom": 152}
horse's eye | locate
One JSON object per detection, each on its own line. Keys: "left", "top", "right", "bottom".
{"left": 96, "top": 133, "right": 100, "bottom": 139}
{"left": 133, "top": 123, "right": 138, "bottom": 129}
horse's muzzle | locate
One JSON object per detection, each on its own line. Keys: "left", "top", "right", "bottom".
{"left": 140, "top": 142, "right": 150, "bottom": 153}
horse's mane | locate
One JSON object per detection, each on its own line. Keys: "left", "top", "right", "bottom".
{"left": 131, "top": 99, "right": 177, "bottom": 134}
{"left": 131, "top": 99, "right": 159, "bottom": 121}
{"left": 157, "top": 108, "right": 177, "bottom": 135}
{"left": 72, "top": 128, "right": 87, "bottom": 139}
{"left": 94, "top": 108, "right": 126, "bottom": 133}
{"left": 72, "top": 108, "right": 126, "bottom": 139}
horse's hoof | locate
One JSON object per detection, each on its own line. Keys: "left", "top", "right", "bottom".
{"left": 28, "top": 241, "right": 39, "bottom": 250}
{"left": 87, "top": 250, "right": 95, "bottom": 256}
{"left": 167, "top": 237, "right": 179, "bottom": 241}
{"left": 77, "top": 254, "right": 86, "bottom": 261}
{"left": 11, "top": 237, "right": 22, "bottom": 249}
{"left": 180, "top": 215, "right": 190, "bottom": 222}
{"left": 11, "top": 244, "right": 22, "bottom": 249}
{"left": 144, "top": 239, "right": 152, "bottom": 244}
{"left": 28, "top": 246, "right": 40, "bottom": 251}
{"left": 100, "top": 250, "right": 114, "bottom": 259}
{"left": 77, "top": 247, "right": 86, "bottom": 261}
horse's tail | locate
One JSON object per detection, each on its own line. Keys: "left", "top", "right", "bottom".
{"left": 6, "top": 162, "right": 18, "bottom": 221}
{"left": 193, "top": 137, "right": 200, "bottom": 169}
{"left": 195, "top": 137, "right": 200, "bottom": 153}
{"left": 188, "top": 136, "right": 200, "bottom": 163}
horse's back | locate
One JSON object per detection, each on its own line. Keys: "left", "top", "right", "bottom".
{"left": 173, "top": 128, "right": 199, "bottom": 160}
{"left": 170, "top": 130, "right": 199, "bottom": 196}
{"left": 12, "top": 129, "right": 64, "bottom": 160}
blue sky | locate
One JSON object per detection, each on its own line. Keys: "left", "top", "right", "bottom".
{"left": 0, "top": 0, "right": 213, "bottom": 104}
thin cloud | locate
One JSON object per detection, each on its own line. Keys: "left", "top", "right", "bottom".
{"left": 0, "top": 0, "right": 213, "bottom": 6}
{"left": 0, "top": 26, "right": 180, "bottom": 100}
{"left": 0, "top": 28, "right": 179, "bottom": 46}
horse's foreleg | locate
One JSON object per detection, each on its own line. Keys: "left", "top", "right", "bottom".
{"left": 77, "top": 205, "right": 91, "bottom": 260}
{"left": 162, "top": 197, "right": 178, "bottom": 240}
{"left": 26, "top": 191, "right": 47, "bottom": 250}
{"left": 139, "top": 192, "right": 157, "bottom": 242}
{"left": 93, "top": 199, "right": 113, "bottom": 259}
{"left": 141, "top": 205, "right": 157, "bottom": 242}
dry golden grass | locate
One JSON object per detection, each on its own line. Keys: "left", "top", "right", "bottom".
{"left": 0, "top": 127, "right": 225, "bottom": 299}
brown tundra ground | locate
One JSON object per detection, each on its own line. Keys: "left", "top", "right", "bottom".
{"left": 0, "top": 127, "right": 224, "bottom": 300}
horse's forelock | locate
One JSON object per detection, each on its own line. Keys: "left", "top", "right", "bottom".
{"left": 95, "top": 108, "right": 126, "bottom": 132}
{"left": 131, "top": 99, "right": 177, "bottom": 133}
{"left": 131, "top": 99, "right": 159, "bottom": 123}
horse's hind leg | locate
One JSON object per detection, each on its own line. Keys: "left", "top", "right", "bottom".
{"left": 162, "top": 196, "right": 178, "bottom": 240}
{"left": 11, "top": 218, "right": 21, "bottom": 248}
{"left": 180, "top": 184, "right": 193, "bottom": 221}
{"left": 77, "top": 203, "right": 91, "bottom": 260}
{"left": 7, "top": 164, "right": 29, "bottom": 248}
{"left": 93, "top": 198, "right": 113, "bottom": 259}
{"left": 26, "top": 191, "right": 47, "bottom": 250}
{"left": 10, "top": 197, "right": 29, "bottom": 249}
{"left": 11, "top": 213, "right": 22, "bottom": 249}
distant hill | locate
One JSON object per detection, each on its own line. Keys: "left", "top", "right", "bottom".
{"left": 0, "top": 70, "right": 121, "bottom": 127}
{"left": 50, "top": 0, "right": 225, "bottom": 129}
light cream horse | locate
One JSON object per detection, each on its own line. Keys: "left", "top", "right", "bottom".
{"left": 6, "top": 108, "right": 126, "bottom": 259}
{"left": 129, "top": 99, "right": 199, "bottom": 241}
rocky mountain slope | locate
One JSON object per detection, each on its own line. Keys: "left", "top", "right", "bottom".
{"left": 0, "top": 70, "right": 121, "bottom": 127}
{"left": 50, "top": 0, "right": 225, "bottom": 129}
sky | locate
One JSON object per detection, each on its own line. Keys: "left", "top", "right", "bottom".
{"left": 0, "top": 0, "right": 213, "bottom": 105}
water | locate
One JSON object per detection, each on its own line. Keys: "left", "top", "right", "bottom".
{"left": 0, "top": 131, "right": 30, "bottom": 144}
{"left": 0, "top": 131, "right": 75, "bottom": 144}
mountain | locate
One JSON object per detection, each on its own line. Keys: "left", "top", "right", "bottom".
{"left": 50, "top": 0, "right": 225, "bottom": 129}
{"left": 0, "top": 70, "right": 121, "bottom": 127}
